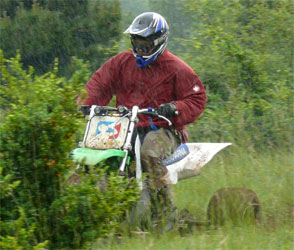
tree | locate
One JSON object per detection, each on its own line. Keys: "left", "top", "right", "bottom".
{"left": 0, "top": 0, "right": 121, "bottom": 75}
{"left": 148, "top": 0, "right": 195, "bottom": 54}
{"left": 180, "top": 0, "right": 293, "bottom": 149}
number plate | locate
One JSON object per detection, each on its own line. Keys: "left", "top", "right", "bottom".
{"left": 84, "top": 116, "right": 129, "bottom": 149}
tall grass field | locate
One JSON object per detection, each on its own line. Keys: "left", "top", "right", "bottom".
{"left": 94, "top": 148, "right": 294, "bottom": 249}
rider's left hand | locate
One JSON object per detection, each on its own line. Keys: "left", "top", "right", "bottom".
{"left": 157, "top": 103, "right": 178, "bottom": 117}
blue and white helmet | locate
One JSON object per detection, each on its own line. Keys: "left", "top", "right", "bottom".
{"left": 124, "top": 12, "right": 169, "bottom": 68}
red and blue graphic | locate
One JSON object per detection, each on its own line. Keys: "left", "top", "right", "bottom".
{"left": 95, "top": 121, "right": 121, "bottom": 139}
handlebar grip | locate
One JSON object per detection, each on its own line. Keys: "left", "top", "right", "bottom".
{"left": 118, "top": 105, "right": 129, "bottom": 114}
{"left": 140, "top": 111, "right": 158, "bottom": 116}
{"left": 94, "top": 106, "right": 102, "bottom": 115}
{"left": 81, "top": 105, "right": 90, "bottom": 115}
{"left": 94, "top": 106, "right": 118, "bottom": 115}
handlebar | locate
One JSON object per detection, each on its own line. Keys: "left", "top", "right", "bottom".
{"left": 137, "top": 108, "right": 173, "bottom": 126}
{"left": 81, "top": 105, "right": 174, "bottom": 126}
{"left": 82, "top": 105, "right": 158, "bottom": 116}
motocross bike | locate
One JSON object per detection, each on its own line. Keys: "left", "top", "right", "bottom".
{"left": 71, "top": 105, "right": 231, "bottom": 189}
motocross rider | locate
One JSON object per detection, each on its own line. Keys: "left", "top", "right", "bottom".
{"left": 80, "top": 12, "right": 206, "bottom": 231}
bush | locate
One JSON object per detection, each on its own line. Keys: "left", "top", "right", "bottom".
{"left": 181, "top": 0, "right": 293, "bottom": 150}
{"left": 0, "top": 51, "right": 139, "bottom": 249}
{"left": 0, "top": 166, "right": 48, "bottom": 249}
{"left": 51, "top": 169, "right": 139, "bottom": 249}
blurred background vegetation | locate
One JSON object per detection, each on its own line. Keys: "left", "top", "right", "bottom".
{"left": 0, "top": 0, "right": 293, "bottom": 249}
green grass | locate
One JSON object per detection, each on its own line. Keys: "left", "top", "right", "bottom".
{"left": 95, "top": 225, "right": 293, "bottom": 250}
{"left": 175, "top": 147, "right": 294, "bottom": 225}
{"left": 92, "top": 147, "right": 294, "bottom": 249}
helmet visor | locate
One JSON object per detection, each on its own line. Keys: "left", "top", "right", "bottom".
{"left": 131, "top": 36, "right": 154, "bottom": 53}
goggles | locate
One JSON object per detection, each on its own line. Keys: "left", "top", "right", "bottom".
{"left": 131, "top": 36, "right": 154, "bottom": 53}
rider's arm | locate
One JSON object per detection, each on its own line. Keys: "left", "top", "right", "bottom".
{"left": 172, "top": 66, "right": 207, "bottom": 127}
{"left": 82, "top": 55, "right": 121, "bottom": 106}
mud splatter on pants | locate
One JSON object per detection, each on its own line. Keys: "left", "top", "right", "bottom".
{"left": 134, "top": 127, "right": 181, "bottom": 231}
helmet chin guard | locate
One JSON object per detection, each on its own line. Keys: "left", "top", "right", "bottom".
{"left": 135, "top": 54, "right": 158, "bottom": 68}
{"left": 124, "top": 12, "right": 169, "bottom": 67}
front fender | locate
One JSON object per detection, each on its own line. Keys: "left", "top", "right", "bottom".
{"left": 71, "top": 147, "right": 126, "bottom": 165}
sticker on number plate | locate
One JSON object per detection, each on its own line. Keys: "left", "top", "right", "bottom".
{"left": 85, "top": 116, "right": 129, "bottom": 149}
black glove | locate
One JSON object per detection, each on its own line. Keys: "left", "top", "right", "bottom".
{"left": 81, "top": 105, "right": 91, "bottom": 116}
{"left": 157, "top": 103, "right": 178, "bottom": 117}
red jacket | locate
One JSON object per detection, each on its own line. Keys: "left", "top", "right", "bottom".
{"left": 83, "top": 49, "right": 206, "bottom": 139}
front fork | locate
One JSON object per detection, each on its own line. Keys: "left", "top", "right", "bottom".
{"left": 119, "top": 106, "right": 139, "bottom": 175}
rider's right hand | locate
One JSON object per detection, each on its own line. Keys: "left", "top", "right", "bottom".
{"left": 81, "top": 105, "right": 91, "bottom": 116}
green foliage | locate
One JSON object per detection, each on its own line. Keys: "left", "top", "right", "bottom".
{"left": 94, "top": 224, "right": 294, "bottom": 250}
{"left": 0, "top": 166, "right": 48, "bottom": 249}
{"left": 0, "top": 167, "right": 20, "bottom": 198}
{"left": 148, "top": 0, "right": 195, "bottom": 53}
{"left": 0, "top": 207, "right": 49, "bottom": 250}
{"left": 181, "top": 0, "right": 293, "bottom": 150}
{"left": 0, "top": 0, "right": 38, "bottom": 18}
{"left": 0, "top": 0, "right": 121, "bottom": 75}
{"left": 0, "top": 51, "right": 139, "bottom": 249}
{"left": 51, "top": 169, "right": 139, "bottom": 249}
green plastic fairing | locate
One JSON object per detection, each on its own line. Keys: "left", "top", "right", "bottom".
{"left": 71, "top": 147, "right": 126, "bottom": 165}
